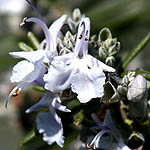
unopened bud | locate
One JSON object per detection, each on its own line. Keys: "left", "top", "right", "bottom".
{"left": 73, "top": 8, "right": 81, "bottom": 21}
{"left": 108, "top": 45, "right": 116, "bottom": 54}
{"left": 105, "top": 56, "right": 115, "bottom": 66}
{"left": 127, "top": 75, "right": 147, "bottom": 102}
{"left": 98, "top": 28, "right": 112, "bottom": 41}
{"left": 99, "top": 47, "right": 108, "bottom": 59}
{"left": 122, "top": 75, "right": 129, "bottom": 85}
{"left": 127, "top": 71, "right": 136, "bottom": 82}
{"left": 65, "top": 31, "right": 72, "bottom": 39}
{"left": 115, "top": 42, "right": 120, "bottom": 51}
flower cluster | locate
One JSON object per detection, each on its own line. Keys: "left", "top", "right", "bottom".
{"left": 6, "top": 1, "right": 150, "bottom": 149}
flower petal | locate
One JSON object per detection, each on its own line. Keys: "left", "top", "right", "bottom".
{"left": 10, "top": 60, "right": 34, "bottom": 83}
{"left": 104, "top": 110, "right": 121, "bottom": 138}
{"left": 11, "top": 59, "right": 45, "bottom": 85}
{"left": 71, "top": 63, "right": 105, "bottom": 103}
{"left": 25, "top": 92, "right": 50, "bottom": 113}
{"left": 49, "top": 14, "right": 67, "bottom": 49}
{"left": 51, "top": 98, "right": 71, "bottom": 112}
{"left": 9, "top": 50, "right": 46, "bottom": 62}
{"left": 44, "top": 59, "right": 75, "bottom": 93}
{"left": 36, "top": 108, "right": 64, "bottom": 147}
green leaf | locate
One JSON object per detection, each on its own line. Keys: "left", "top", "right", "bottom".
{"left": 32, "top": 85, "right": 46, "bottom": 93}
{"left": 18, "top": 42, "right": 34, "bottom": 51}
{"left": 73, "top": 110, "right": 84, "bottom": 126}
{"left": 27, "top": 32, "right": 40, "bottom": 50}
{"left": 21, "top": 130, "right": 37, "bottom": 146}
{"left": 122, "top": 32, "right": 150, "bottom": 69}
{"left": 65, "top": 98, "right": 81, "bottom": 109}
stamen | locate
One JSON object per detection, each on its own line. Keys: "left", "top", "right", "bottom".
{"left": 79, "top": 34, "right": 82, "bottom": 39}
{"left": 24, "top": 17, "right": 52, "bottom": 50}
{"left": 87, "top": 144, "right": 93, "bottom": 149}
{"left": 85, "top": 37, "right": 88, "bottom": 41}
{"left": 86, "top": 30, "right": 88, "bottom": 36}
{"left": 12, "top": 88, "right": 21, "bottom": 97}
{"left": 19, "top": 17, "right": 28, "bottom": 27}
{"left": 25, "top": 0, "right": 43, "bottom": 21}
{"left": 85, "top": 30, "right": 89, "bottom": 41}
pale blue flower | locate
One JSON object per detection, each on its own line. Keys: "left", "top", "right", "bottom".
{"left": 26, "top": 91, "right": 70, "bottom": 147}
{"left": 6, "top": 14, "right": 67, "bottom": 107}
{"left": 10, "top": 14, "right": 67, "bottom": 63}
{"left": 44, "top": 17, "right": 115, "bottom": 103}
{"left": 88, "top": 110, "right": 131, "bottom": 150}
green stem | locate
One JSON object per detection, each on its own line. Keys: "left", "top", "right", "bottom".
{"left": 122, "top": 32, "right": 150, "bottom": 69}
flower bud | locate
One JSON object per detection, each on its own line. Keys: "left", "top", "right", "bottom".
{"left": 73, "top": 8, "right": 81, "bottom": 21}
{"left": 105, "top": 56, "right": 115, "bottom": 66}
{"left": 115, "top": 42, "right": 120, "bottom": 51}
{"left": 108, "top": 45, "right": 116, "bottom": 54}
{"left": 98, "top": 47, "right": 108, "bottom": 59}
{"left": 127, "top": 71, "right": 136, "bottom": 82}
{"left": 65, "top": 31, "right": 72, "bottom": 39}
{"left": 128, "top": 131, "right": 145, "bottom": 149}
{"left": 98, "top": 28, "right": 112, "bottom": 41}
{"left": 122, "top": 75, "right": 129, "bottom": 85}
{"left": 127, "top": 75, "right": 147, "bottom": 102}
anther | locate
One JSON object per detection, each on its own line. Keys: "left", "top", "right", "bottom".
{"left": 79, "top": 34, "right": 82, "bottom": 39}
{"left": 87, "top": 144, "right": 93, "bottom": 149}
{"left": 19, "top": 17, "right": 28, "bottom": 27}
{"left": 12, "top": 88, "right": 21, "bottom": 97}
{"left": 85, "top": 36, "right": 88, "bottom": 41}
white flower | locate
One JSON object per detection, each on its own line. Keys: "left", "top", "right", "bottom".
{"left": 44, "top": 17, "right": 115, "bottom": 103}
{"left": 6, "top": 15, "right": 67, "bottom": 107}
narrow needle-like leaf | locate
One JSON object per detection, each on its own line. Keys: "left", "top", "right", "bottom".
{"left": 18, "top": 42, "right": 34, "bottom": 51}
{"left": 21, "top": 130, "right": 37, "bottom": 146}
{"left": 27, "top": 32, "right": 40, "bottom": 50}
{"left": 32, "top": 85, "right": 46, "bottom": 93}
